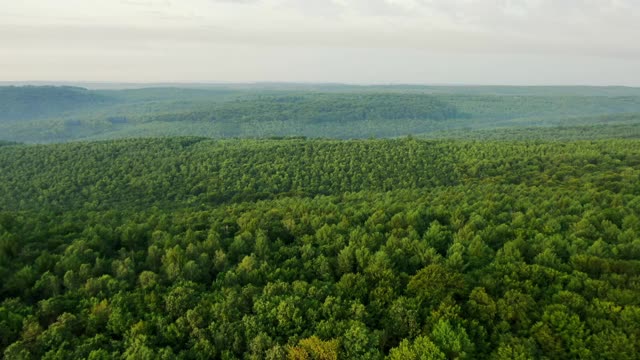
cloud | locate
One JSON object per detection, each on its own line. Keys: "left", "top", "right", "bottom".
{"left": 0, "top": 0, "right": 639, "bottom": 84}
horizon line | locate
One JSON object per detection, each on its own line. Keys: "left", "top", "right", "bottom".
{"left": 2, "top": 80, "right": 639, "bottom": 89}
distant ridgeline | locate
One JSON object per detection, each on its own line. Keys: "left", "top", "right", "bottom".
{"left": 0, "top": 86, "right": 113, "bottom": 121}
{"left": 2, "top": 85, "right": 640, "bottom": 142}
{"left": 140, "top": 94, "right": 465, "bottom": 123}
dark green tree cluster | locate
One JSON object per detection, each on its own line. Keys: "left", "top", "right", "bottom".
{"left": 1, "top": 138, "right": 640, "bottom": 359}
{"left": 140, "top": 94, "right": 464, "bottom": 124}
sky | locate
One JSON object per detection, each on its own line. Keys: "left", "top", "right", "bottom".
{"left": 1, "top": 0, "right": 639, "bottom": 85}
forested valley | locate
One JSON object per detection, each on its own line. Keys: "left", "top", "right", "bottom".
{"left": 1, "top": 137, "right": 640, "bottom": 359}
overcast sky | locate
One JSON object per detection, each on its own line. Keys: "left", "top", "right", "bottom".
{"left": 1, "top": 0, "right": 639, "bottom": 85}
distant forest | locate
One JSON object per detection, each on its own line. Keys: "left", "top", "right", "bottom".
{"left": 2, "top": 85, "right": 640, "bottom": 142}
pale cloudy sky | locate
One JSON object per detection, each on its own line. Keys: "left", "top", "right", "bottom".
{"left": 1, "top": 0, "right": 639, "bottom": 85}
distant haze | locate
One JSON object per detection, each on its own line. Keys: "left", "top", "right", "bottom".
{"left": 2, "top": 0, "right": 639, "bottom": 86}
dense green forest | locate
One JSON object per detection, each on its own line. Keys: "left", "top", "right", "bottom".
{"left": 1, "top": 85, "right": 640, "bottom": 358}
{"left": 2, "top": 85, "right": 640, "bottom": 142}
{"left": 420, "top": 122, "right": 640, "bottom": 141}
{"left": 1, "top": 137, "right": 640, "bottom": 359}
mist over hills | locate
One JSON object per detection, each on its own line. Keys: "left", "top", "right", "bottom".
{"left": 2, "top": 84, "right": 640, "bottom": 143}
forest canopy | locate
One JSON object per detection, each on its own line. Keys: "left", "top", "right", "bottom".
{"left": 1, "top": 137, "right": 639, "bottom": 359}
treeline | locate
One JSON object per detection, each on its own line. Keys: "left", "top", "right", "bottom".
{"left": 421, "top": 122, "right": 640, "bottom": 141}
{"left": 0, "top": 138, "right": 639, "bottom": 359}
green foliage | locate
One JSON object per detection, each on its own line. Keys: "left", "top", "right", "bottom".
{"left": 1, "top": 137, "right": 640, "bottom": 358}
{"left": 388, "top": 335, "right": 446, "bottom": 360}
{"left": 421, "top": 121, "right": 640, "bottom": 141}
{"left": 430, "top": 320, "right": 474, "bottom": 359}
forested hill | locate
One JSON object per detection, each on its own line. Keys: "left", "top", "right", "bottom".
{"left": 141, "top": 94, "right": 464, "bottom": 124}
{"left": 1, "top": 137, "right": 639, "bottom": 211}
{"left": 0, "top": 86, "right": 113, "bottom": 121}
{"left": 1, "top": 137, "right": 640, "bottom": 358}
